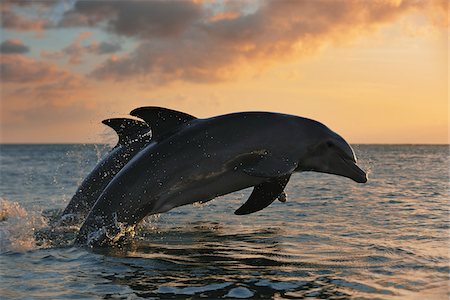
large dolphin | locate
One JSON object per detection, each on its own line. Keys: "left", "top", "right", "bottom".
{"left": 75, "top": 109, "right": 367, "bottom": 246}
{"left": 58, "top": 118, "right": 151, "bottom": 225}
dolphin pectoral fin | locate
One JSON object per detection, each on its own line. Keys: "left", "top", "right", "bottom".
{"left": 130, "top": 107, "right": 197, "bottom": 141}
{"left": 102, "top": 118, "right": 150, "bottom": 146}
{"left": 234, "top": 174, "right": 291, "bottom": 215}
{"left": 241, "top": 155, "right": 297, "bottom": 178}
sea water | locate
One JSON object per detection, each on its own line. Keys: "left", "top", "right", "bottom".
{"left": 0, "top": 144, "right": 448, "bottom": 299}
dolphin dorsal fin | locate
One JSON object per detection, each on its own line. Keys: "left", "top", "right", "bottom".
{"left": 234, "top": 174, "right": 291, "bottom": 215}
{"left": 102, "top": 118, "right": 150, "bottom": 146}
{"left": 130, "top": 106, "right": 197, "bottom": 141}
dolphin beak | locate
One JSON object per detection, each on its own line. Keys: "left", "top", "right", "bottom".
{"left": 337, "top": 156, "right": 367, "bottom": 183}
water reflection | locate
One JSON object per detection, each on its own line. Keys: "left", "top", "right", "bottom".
{"left": 2, "top": 145, "right": 449, "bottom": 299}
{"left": 81, "top": 222, "right": 386, "bottom": 299}
{"left": 26, "top": 212, "right": 448, "bottom": 299}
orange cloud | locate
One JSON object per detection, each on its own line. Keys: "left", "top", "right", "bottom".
{"left": 83, "top": 0, "right": 446, "bottom": 83}
{"left": 1, "top": 54, "right": 91, "bottom": 110}
{"left": 1, "top": 55, "right": 77, "bottom": 83}
{"left": 208, "top": 11, "right": 240, "bottom": 22}
{"left": 3, "top": 1, "right": 446, "bottom": 83}
{"left": 0, "top": 1, "right": 53, "bottom": 32}
{"left": 1, "top": 54, "right": 95, "bottom": 141}
{"left": 1, "top": 0, "right": 447, "bottom": 144}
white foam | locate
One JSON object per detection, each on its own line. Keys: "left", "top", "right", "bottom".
{"left": 0, "top": 198, "right": 48, "bottom": 252}
{"left": 85, "top": 213, "right": 137, "bottom": 246}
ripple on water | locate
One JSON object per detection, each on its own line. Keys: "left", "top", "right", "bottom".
{"left": 154, "top": 282, "right": 232, "bottom": 296}
{"left": 0, "top": 145, "right": 449, "bottom": 299}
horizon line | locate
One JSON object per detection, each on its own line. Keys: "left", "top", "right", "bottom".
{"left": 0, "top": 142, "right": 448, "bottom": 146}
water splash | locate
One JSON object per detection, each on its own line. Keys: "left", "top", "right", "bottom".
{"left": 0, "top": 198, "right": 48, "bottom": 252}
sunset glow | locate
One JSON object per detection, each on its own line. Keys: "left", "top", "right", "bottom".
{"left": 1, "top": 0, "right": 448, "bottom": 144}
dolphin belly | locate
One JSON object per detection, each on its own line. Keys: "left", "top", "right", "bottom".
{"left": 155, "top": 171, "right": 262, "bottom": 214}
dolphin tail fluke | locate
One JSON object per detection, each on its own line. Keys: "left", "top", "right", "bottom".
{"left": 234, "top": 174, "right": 291, "bottom": 215}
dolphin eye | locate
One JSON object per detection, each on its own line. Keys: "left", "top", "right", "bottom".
{"left": 326, "top": 141, "right": 334, "bottom": 148}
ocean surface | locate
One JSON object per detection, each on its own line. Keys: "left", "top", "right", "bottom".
{"left": 0, "top": 144, "right": 448, "bottom": 299}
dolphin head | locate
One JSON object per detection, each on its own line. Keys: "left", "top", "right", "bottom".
{"left": 295, "top": 120, "right": 367, "bottom": 183}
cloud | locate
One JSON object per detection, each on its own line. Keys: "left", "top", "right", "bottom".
{"left": 41, "top": 32, "right": 122, "bottom": 64}
{"left": 0, "top": 1, "right": 54, "bottom": 32}
{"left": 2, "top": 100, "right": 95, "bottom": 129}
{"left": 82, "top": 0, "right": 446, "bottom": 83}
{"left": 5, "top": 0, "right": 447, "bottom": 84}
{"left": 1, "top": 54, "right": 92, "bottom": 108}
{"left": 0, "top": 53, "right": 95, "bottom": 142}
{"left": 60, "top": 1, "right": 203, "bottom": 38}
{"left": 92, "top": 41, "right": 122, "bottom": 54}
{"left": 0, "top": 39, "right": 30, "bottom": 54}
{"left": 0, "top": 57, "right": 96, "bottom": 143}
{"left": 1, "top": 55, "right": 76, "bottom": 83}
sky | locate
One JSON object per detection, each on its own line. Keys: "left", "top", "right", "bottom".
{"left": 0, "top": 0, "right": 448, "bottom": 144}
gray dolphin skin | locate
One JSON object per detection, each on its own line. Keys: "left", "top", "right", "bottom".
{"left": 59, "top": 118, "right": 151, "bottom": 225}
{"left": 60, "top": 108, "right": 196, "bottom": 225}
{"left": 75, "top": 108, "right": 367, "bottom": 246}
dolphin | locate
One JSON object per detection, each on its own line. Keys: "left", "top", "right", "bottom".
{"left": 60, "top": 108, "right": 196, "bottom": 225}
{"left": 58, "top": 118, "right": 151, "bottom": 225}
{"left": 75, "top": 109, "right": 367, "bottom": 246}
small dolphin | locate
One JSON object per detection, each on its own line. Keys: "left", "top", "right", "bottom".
{"left": 59, "top": 118, "right": 151, "bottom": 225}
{"left": 60, "top": 108, "right": 196, "bottom": 225}
{"left": 75, "top": 109, "right": 367, "bottom": 246}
